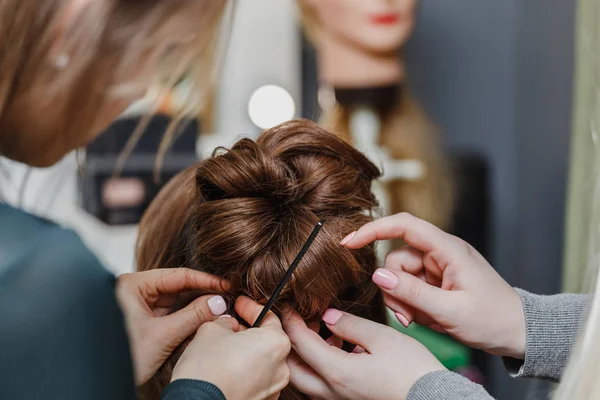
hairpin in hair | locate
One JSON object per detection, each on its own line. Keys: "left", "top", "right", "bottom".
{"left": 252, "top": 220, "right": 325, "bottom": 327}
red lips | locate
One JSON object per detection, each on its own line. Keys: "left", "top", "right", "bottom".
{"left": 371, "top": 13, "right": 400, "bottom": 25}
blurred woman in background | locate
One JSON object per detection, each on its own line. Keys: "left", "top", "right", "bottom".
{"left": 0, "top": 1, "right": 290, "bottom": 399}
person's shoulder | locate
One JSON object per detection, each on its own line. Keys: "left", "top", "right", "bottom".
{"left": 0, "top": 205, "right": 135, "bottom": 400}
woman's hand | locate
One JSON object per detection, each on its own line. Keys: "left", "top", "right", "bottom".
{"left": 343, "top": 212, "right": 526, "bottom": 359}
{"left": 172, "top": 297, "right": 292, "bottom": 400}
{"left": 116, "top": 269, "right": 230, "bottom": 386}
{"left": 283, "top": 309, "right": 444, "bottom": 400}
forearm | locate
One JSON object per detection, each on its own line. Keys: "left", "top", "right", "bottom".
{"left": 161, "top": 380, "right": 226, "bottom": 400}
{"left": 407, "top": 371, "right": 495, "bottom": 400}
{"left": 502, "top": 289, "right": 592, "bottom": 381}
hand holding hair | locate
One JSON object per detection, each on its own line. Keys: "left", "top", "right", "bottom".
{"left": 283, "top": 308, "right": 445, "bottom": 400}
{"left": 343, "top": 212, "right": 526, "bottom": 359}
{"left": 171, "top": 296, "right": 292, "bottom": 400}
{"left": 115, "top": 268, "right": 230, "bottom": 386}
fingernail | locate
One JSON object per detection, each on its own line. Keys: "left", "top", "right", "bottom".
{"left": 208, "top": 296, "right": 227, "bottom": 315}
{"left": 340, "top": 231, "right": 356, "bottom": 246}
{"left": 353, "top": 345, "right": 366, "bottom": 354}
{"left": 218, "top": 314, "right": 232, "bottom": 319}
{"left": 322, "top": 309, "right": 344, "bottom": 325}
{"left": 395, "top": 312, "right": 410, "bottom": 328}
{"left": 372, "top": 269, "right": 399, "bottom": 290}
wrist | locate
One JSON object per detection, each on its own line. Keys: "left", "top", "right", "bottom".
{"left": 486, "top": 287, "right": 526, "bottom": 359}
{"left": 404, "top": 361, "right": 447, "bottom": 398}
{"left": 505, "top": 288, "right": 526, "bottom": 359}
{"left": 172, "top": 366, "right": 234, "bottom": 399}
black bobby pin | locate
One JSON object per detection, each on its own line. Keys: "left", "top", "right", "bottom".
{"left": 252, "top": 220, "right": 325, "bottom": 328}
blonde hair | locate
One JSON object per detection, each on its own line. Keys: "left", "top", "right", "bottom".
{"left": 554, "top": 0, "right": 600, "bottom": 397}
{"left": 299, "top": 2, "right": 454, "bottom": 229}
{"left": 0, "top": 0, "right": 227, "bottom": 167}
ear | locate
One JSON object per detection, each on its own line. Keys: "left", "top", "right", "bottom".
{"left": 49, "top": 0, "right": 92, "bottom": 65}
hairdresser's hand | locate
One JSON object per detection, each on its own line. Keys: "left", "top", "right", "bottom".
{"left": 283, "top": 309, "right": 444, "bottom": 400}
{"left": 343, "top": 212, "right": 525, "bottom": 359}
{"left": 172, "top": 297, "right": 291, "bottom": 400}
{"left": 116, "top": 269, "right": 230, "bottom": 386}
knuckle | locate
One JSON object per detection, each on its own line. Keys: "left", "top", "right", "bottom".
{"left": 117, "top": 272, "right": 134, "bottom": 287}
{"left": 398, "top": 212, "right": 412, "bottom": 220}
{"left": 281, "top": 364, "right": 291, "bottom": 383}
{"left": 274, "top": 332, "right": 292, "bottom": 355}
{"left": 192, "top": 305, "right": 211, "bottom": 324}
{"left": 341, "top": 315, "right": 359, "bottom": 331}
{"left": 182, "top": 269, "right": 194, "bottom": 286}
{"left": 452, "top": 237, "right": 470, "bottom": 255}
{"left": 383, "top": 251, "right": 397, "bottom": 268}
{"left": 405, "top": 280, "right": 422, "bottom": 303}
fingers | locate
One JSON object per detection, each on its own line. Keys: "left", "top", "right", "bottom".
{"left": 379, "top": 246, "right": 426, "bottom": 324}
{"left": 353, "top": 345, "right": 367, "bottom": 354}
{"left": 343, "top": 213, "right": 459, "bottom": 257}
{"left": 382, "top": 292, "right": 415, "bottom": 326}
{"left": 321, "top": 309, "right": 390, "bottom": 353}
{"left": 159, "top": 295, "right": 228, "bottom": 344}
{"left": 191, "top": 316, "right": 239, "bottom": 347}
{"left": 235, "top": 296, "right": 282, "bottom": 329}
{"left": 282, "top": 309, "right": 342, "bottom": 378}
{"left": 326, "top": 335, "right": 343, "bottom": 349}
{"left": 139, "top": 268, "right": 230, "bottom": 296}
{"left": 212, "top": 315, "right": 241, "bottom": 332}
{"left": 287, "top": 351, "right": 332, "bottom": 399}
{"left": 374, "top": 270, "right": 453, "bottom": 321}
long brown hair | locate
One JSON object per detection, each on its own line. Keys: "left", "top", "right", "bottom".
{"left": 299, "top": 2, "right": 454, "bottom": 230}
{"left": 0, "top": 0, "right": 227, "bottom": 167}
{"left": 136, "top": 119, "right": 387, "bottom": 399}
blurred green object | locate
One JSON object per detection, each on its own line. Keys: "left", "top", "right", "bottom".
{"left": 388, "top": 310, "right": 470, "bottom": 370}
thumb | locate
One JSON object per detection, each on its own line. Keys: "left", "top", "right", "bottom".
{"left": 373, "top": 268, "right": 454, "bottom": 320}
{"left": 159, "top": 294, "right": 228, "bottom": 345}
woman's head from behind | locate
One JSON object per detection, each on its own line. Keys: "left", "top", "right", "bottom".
{"left": 0, "top": 0, "right": 226, "bottom": 166}
{"left": 137, "top": 119, "right": 387, "bottom": 398}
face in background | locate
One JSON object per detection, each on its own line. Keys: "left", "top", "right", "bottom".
{"left": 303, "top": 0, "right": 417, "bottom": 54}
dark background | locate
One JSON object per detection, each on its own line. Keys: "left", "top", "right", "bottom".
{"left": 301, "top": 1, "right": 576, "bottom": 398}
{"left": 406, "top": 1, "right": 575, "bottom": 398}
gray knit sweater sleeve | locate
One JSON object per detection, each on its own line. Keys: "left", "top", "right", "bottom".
{"left": 501, "top": 288, "right": 591, "bottom": 381}
{"left": 407, "top": 370, "right": 494, "bottom": 400}
{"left": 407, "top": 289, "right": 591, "bottom": 400}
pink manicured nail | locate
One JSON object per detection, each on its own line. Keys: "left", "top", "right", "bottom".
{"left": 322, "top": 309, "right": 344, "bottom": 325}
{"left": 395, "top": 313, "right": 410, "bottom": 328}
{"left": 208, "top": 296, "right": 227, "bottom": 315}
{"left": 372, "top": 269, "right": 399, "bottom": 290}
{"left": 340, "top": 231, "right": 356, "bottom": 246}
{"left": 353, "top": 345, "right": 367, "bottom": 354}
{"left": 218, "top": 314, "right": 232, "bottom": 319}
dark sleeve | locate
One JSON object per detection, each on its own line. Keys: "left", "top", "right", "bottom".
{"left": 162, "top": 380, "right": 226, "bottom": 400}
{"left": 0, "top": 227, "right": 136, "bottom": 400}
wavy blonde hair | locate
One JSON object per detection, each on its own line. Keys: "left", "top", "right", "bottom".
{"left": 298, "top": 2, "right": 454, "bottom": 230}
